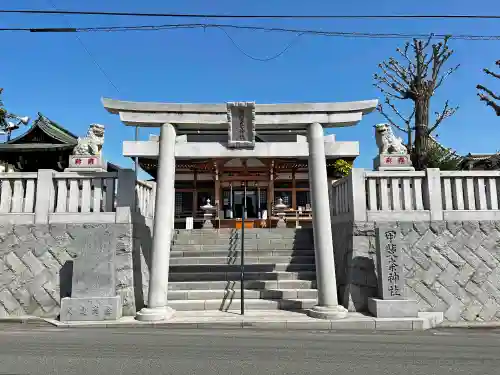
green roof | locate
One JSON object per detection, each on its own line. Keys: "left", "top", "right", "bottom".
{"left": 7, "top": 112, "right": 78, "bottom": 145}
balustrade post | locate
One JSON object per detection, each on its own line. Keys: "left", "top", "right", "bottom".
{"left": 116, "top": 169, "right": 136, "bottom": 223}
{"left": 425, "top": 168, "right": 444, "bottom": 221}
{"left": 348, "top": 168, "right": 367, "bottom": 222}
{"left": 34, "top": 169, "right": 54, "bottom": 224}
{"left": 149, "top": 181, "right": 157, "bottom": 218}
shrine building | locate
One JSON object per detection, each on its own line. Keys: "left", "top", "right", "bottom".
{"left": 104, "top": 99, "right": 378, "bottom": 229}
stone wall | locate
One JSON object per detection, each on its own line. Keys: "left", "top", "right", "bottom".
{"left": 333, "top": 220, "right": 500, "bottom": 322}
{"left": 0, "top": 223, "right": 151, "bottom": 318}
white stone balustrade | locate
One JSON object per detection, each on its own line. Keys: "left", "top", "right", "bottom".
{"left": 0, "top": 169, "right": 138, "bottom": 225}
{"left": 330, "top": 168, "right": 500, "bottom": 222}
{"left": 136, "top": 180, "right": 156, "bottom": 218}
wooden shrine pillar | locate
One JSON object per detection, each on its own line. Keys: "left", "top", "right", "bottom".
{"left": 214, "top": 163, "right": 221, "bottom": 218}
{"left": 267, "top": 160, "right": 275, "bottom": 223}
{"left": 292, "top": 168, "right": 297, "bottom": 210}
{"left": 192, "top": 170, "right": 198, "bottom": 217}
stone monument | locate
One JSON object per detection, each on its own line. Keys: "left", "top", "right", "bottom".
{"left": 367, "top": 225, "right": 418, "bottom": 318}
{"left": 66, "top": 123, "right": 107, "bottom": 172}
{"left": 59, "top": 227, "right": 122, "bottom": 321}
{"left": 373, "top": 123, "right": 414, "bottom": 171}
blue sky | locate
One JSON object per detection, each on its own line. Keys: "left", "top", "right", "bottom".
{"left": 1, "top": 0, "right": 499, "bottom": 173}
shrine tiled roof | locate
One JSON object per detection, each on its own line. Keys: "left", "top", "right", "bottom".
{"left": 6, "top": 112, "right": 78, "bottom": 146}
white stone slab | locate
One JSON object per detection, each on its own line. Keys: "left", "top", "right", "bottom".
{"left": 375, "top": 225, "right": 404, "bottom": 300}
{"left": 368, "top": 298, "right": 418, "bottom": 318}
{"left": 374, "top": 154, "right": 414, "bottom": 171}
{"left": 60, "top": 296, "right": 122, "bottom": 322}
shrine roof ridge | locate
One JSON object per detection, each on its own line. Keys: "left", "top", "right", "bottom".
{"left": 102, "top": 98, "right": 378, "bottom": 115}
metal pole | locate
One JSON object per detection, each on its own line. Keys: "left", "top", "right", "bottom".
{"left": 240, "top": 181, "right": 246, "bottom": 315}
{"left": 134, "top": 126, "right": 139, "bottom": 213}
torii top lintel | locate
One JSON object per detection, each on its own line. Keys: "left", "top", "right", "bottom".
{"left": 101, "top": 98, "right": 378, "bottom": 130}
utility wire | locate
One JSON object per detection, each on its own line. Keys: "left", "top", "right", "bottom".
{"left": 1, "top": 9, "right": 500, "bottom": 19}
{"left": 216, "top": 27, "right": 304, "bottom": 61}
{"left": 4, "top": 23, "right": 500, "bottom": 41}
{"left": 42, "top": 0, "right": 121, "bottom": 93}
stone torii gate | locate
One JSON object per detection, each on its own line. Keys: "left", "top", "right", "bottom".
{"left": 102, "top": 98, "right": 378, "bottom": 322}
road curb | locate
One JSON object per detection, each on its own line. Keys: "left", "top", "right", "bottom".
{"left": 437, "top": 321, "right": 500, "bottom": 329}
{"left": 35, "top": 318, "right": 434, "bottom": 331}
{"left": 0, "top": 317, "right": 54, "bottom": 327}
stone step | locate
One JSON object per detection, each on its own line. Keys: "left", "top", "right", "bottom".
{"left": 169, "top": 271, "right": 317, "bottom": 282}
{"left": 174, "top": 229, "right": 311, "bottom": 236}
{"left": 168, "top": 280, "right": 317, "bottom": 291}
{"left": 169, "top": 256, "right": 316, "bottom": 265}
{"left": 167, "top": 298, "right": 317, "bottom": 311}
{"left": 170, "top": 249, "right": 315, "bottom": 258}
{"left": 168, "top": 288, "right": 318, "bottom": 301}
{"left": 169, "top": 263, "right": 315, "bottom": 273}
{"left": 172, "top": 241, "right": 313, "bottom": 248}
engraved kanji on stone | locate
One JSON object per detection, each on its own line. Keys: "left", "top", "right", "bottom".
{"left": 104, "top": 306, "right": 113, "bottom": 316}
{"left": 376, "top": 226, "right": 405, "bottom": 300}
{"left": 389, "top": 285, "right": 401, "bottom": 297}
{"left": 238, "top": 109, "right": 246, "bottom": 141}
{"left": 67, "top": 307, "right": 73, "bottom": 316}
{"left": 79, "top": 305, "right": 88, "bottom": 316}
{"left": 385, "top": 243, "right": 397, "bottom": 254}
{"left": 92, "top": 304, "right": 99, "bottom": 316}
{"left": 385, "top": 230, "right": 397, "bottom": 241}
{"left": 388, "top": 272, "right": 400, "bottom": 283}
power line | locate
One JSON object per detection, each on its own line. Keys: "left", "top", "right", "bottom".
{"left": 42, "top": 0, "right": 121, "bottom": 93}
{"left": 1, "top": 9, "right": 500, "bottom": 19}
{"left": 3, "top": 23, "right": 499, "bottom": 41}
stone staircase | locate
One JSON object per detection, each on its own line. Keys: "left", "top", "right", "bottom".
{"left": 167, "top": 228, "right": 318, "bottom": 311}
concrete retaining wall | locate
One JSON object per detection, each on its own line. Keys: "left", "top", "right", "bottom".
{"left": 333, "top": 220, "right": 500, "bottom": 322}
{"left": 0, "top": 223, "right": 153, "bottom": 318}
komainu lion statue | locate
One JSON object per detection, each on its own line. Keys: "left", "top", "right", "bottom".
{"left": 73, "top": 124, "right": 105, "bottom": 156}
{"left": 374, "top": 123, "right": 407, "bottom": 155}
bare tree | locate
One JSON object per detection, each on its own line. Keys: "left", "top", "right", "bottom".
{"left": 374, "top": 35, "right": 459, "bottom": 170}
{"left": 477, "top": 60, "right": 500, "bottom": 116}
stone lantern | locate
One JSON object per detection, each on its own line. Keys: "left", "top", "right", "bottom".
{"left": 275, "top": 197, "right": 288, "bottom": 228}
{"left": 200, "top": 198, "right": 215, "bottom": 229}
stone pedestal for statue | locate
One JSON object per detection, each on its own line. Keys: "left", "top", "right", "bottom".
{"left": 274, "top": 198, "right": 287, "bottom": 228}
{"left": 368, "top": 225, "right": 417, "bottom": 318}
{"left": 373, "top": 154, "right": 414, "bottom": 171}
{"left": 65, "top": 155, "right": 107, "bottom": 172}
{"left": 373, "top": 123, "right": 414, "bottom": 171}
{"left": 59, "top": 231, "right": 122, "bottom": 322}
{"left": 200, "top": 199, "right": 215, "bottom": 229}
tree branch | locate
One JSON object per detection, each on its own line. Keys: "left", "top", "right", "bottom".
{"left": 478, "top": 60, "right": 500, "bottom": 116}
{"left": 434, "top": 64, "right": 460, "bottom": 92}
{"left": 429, "top": 100, "right": 458, "bottom": 133}
{"left": 373, "top": 82, "right": 406, "bottom": 99}
{"left": 379, "top": 62, "right": 408, "bottom": 92}
{"left": 484, "top": 60, "right": 500, "bottom": 79}
{"left": 478, "top": 92, "right": 500, "bottom": 116}
{"left": 477, "top": 84, "right": 500, "bottom": 101}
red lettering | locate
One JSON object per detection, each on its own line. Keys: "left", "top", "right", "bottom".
{"left": 398, "top": 157, "right": 407, "bottom": 164}
{"left": 385, "top": 157, "right": 392, "bottom": 164}
{"left": 75, "top": 159, "right": 82, "bottom": 165}
{"left": 88, "top": 158, "right": 95, "bottom": 165}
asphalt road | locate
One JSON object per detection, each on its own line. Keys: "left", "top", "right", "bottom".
{"left": 0, "top": 326, "right": 499, "bottom": 375}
